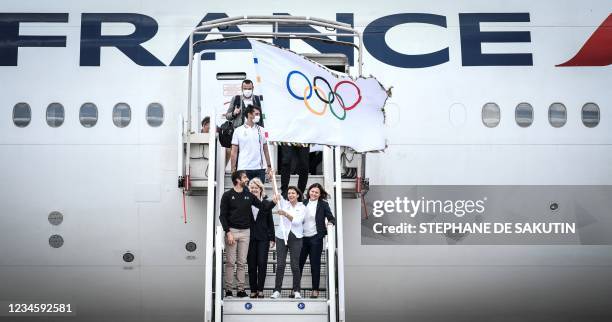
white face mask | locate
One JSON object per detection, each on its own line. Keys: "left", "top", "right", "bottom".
{"left": 253, "top": 115, "right": 261, "bottom": 123}
{"left": 243, "top": 89, "right": 253, "bottom": 98}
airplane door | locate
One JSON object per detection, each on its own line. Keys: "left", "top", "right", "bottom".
{"left": 197, "top": 50, "right": 259, "bottom": 131}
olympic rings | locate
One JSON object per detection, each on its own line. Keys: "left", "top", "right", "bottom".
{"left": 313, "top": 76, "right": 334, "bottom": 104}
{"left": 328, "top": 92, "right": 346, "bottom": 120}
{"left": 334, "top": 80, "right": 362, "bottom": 110}
{"left": 303, "top": 86, "right": 328, "bottom": 116}
{"left": 286, "top": 70, "right": 362, "bottom": 120}
{"left": 286, "top": 70, "right": 312, "bottom": 100}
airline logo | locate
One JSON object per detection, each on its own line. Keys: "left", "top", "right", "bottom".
{"left": 557, "top": 13, "right": 612, "bottom": 66}
{"left": 0, "top": 12, "right": 610, "bottom": 67}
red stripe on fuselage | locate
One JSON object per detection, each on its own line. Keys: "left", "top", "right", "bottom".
{"left": 557, "top": 13, "right": 612, "bottom": 67}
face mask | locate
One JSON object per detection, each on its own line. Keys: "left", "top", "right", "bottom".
{"left": 253, "top": 115, "right": 261, "bottom": 123}
{"left": 243, "top": 89, "right": 253, "bottom": 98}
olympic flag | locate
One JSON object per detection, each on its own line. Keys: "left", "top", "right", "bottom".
{"left": 249, "top": 40, "right": 388, "bottom": 152}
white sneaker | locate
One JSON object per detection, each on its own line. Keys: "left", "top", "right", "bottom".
{"left": 271, "top": 291, "right": 281, "bottom": 299}
{"left": 294, "top": 292, "right": 302, "bottom": 299}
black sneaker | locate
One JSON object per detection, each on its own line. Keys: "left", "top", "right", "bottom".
{"left": 225, "top": 290, "right": 233, "bottom": 298}
{"left": 289, "top": 292, "right": 295, "bottom": 298}
{"left": 237, "top": 290, "right": 248, "bottom": 298}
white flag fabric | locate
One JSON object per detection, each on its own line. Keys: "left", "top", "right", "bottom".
{"left": 249, "top": 40, "right": 388, "bottom": 152}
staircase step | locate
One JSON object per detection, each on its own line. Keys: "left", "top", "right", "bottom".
{"left": 223, "top": 289, "right": 328, "bottom": 299}
{"left": 232, "top": 274, "right": 327, "bottom": 289}
{"left": 223, "top": 298, "right": 328, "bottom": 322}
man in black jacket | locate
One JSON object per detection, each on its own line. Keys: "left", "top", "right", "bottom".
{"left": 220, "top": 170, "right": 278, "bottom": 298}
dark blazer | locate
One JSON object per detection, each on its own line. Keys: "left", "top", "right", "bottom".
{"left": 303, "top": 199, "right": 336, "bottom": 236}
{"left": 250, "top": 196, "right": 275, "bottom": 241}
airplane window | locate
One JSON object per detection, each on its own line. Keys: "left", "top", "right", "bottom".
{"left": 13, "top": 102, "right": 31, "bottom": 127}
{"left": 80, "top": 103, "right": 98, "bottom": 128}
{"left": 581, "top": 103, "right": 600, "bottom": 128}
{"left": 515, "top": 103, "right": 533, "bottom": 127}
{"left": 482, "top": 102, "right": 500, "bottom": 128}
{"left": 146, "top": 103, "right": 164, "bottom": 127}
{"left": 46, "top": 103, "right": 65, "bottom": 128}
{"left": 548, "top": 103, "right": 566, "bottom": 128}
{"left": 113, "top": 103, "right": 131, "bottom": 128}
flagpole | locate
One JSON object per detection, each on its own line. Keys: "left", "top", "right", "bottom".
{"left": 265, "top": 131, "right": 288, "bottom": 245}
{"left": 265, "top": 132, "right": 279, "bottom": 196}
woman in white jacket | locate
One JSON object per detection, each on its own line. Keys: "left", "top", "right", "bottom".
{"left": 271, "top": 186, "right": 307, "bottom": 299}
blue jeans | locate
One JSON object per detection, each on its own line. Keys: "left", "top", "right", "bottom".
{"left": 244, "top": 169, "right": 266, "bottom": 183}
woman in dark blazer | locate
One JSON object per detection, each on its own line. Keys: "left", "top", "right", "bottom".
{"left": 246, "top": 178, "right": 275, "bottom": 298}
{"left": 299, "top": 183, "right": 336, "bottom": 298}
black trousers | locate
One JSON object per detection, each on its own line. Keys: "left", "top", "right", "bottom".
{"left": 299, "top": 233, "right": 325, "bottom": 290}
{"left": 247, "top": 239, "right": 270, "bottom": 292}
{"left": 309, "top": 151, "right": 323, "bottom": 175}
{"left": 280, "top": 145, "right": 309, "bottom": 197}
{"left": 275, "top": 232, "right": 303, "bottom": 292}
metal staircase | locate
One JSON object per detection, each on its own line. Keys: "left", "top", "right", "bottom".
{"left": 216, "top": 225, "right": 336, "bottom": 322}
{"left": 205, "top": 137, "right": 342, "bottom": 322}
{"left": 221, "top": 227, "right": 330, "bottom": 298}
{"left": 177, "top": 15, "right": 372, "bottom": 322}
{"left": 180, "top": 129, "right": 348, "bottom": 321}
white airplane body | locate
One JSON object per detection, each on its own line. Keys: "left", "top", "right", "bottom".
{"left": 1, "top": 0, "right": 611, "bottom": 321}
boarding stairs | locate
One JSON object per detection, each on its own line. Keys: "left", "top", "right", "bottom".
{"left": 179, "top": 15, "right": 372, "bottom": 322}
{"left": 180, "top": 129, "right": 355, "bottom": 322}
